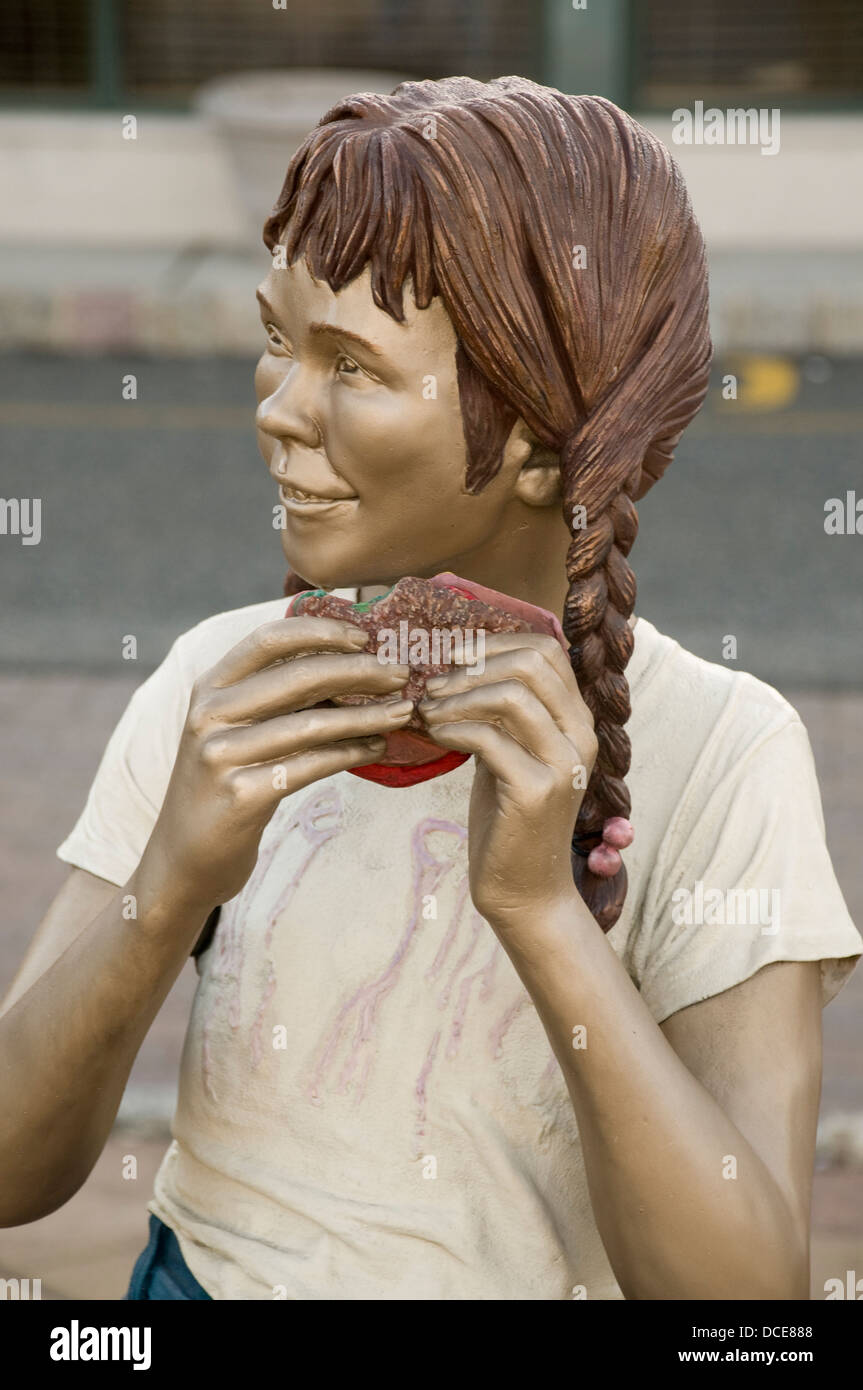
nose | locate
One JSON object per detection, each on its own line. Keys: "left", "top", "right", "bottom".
{"left": 255, "top": 364, "right": 322, "bottom": 451}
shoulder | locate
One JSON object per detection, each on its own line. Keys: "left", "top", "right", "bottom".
{"left": 621, "top": 618, "right": 861, "bottom": 1021}
{"left": 169, "top": 596, "right": 291, "bottom": 686}
{"left": 54, "top": 595, "right": 293, "bottom": 885}
{"left": 114, "top": 594, "right": 291, "bottom": 756}
{"left": 628, "top": 615, "right": 802, "bottom": 776}
{"left": 622, "top": 615, "right": 813, "bottom": 928}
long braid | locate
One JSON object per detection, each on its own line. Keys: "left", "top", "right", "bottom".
{"left": 556, "top": 290, "right": 704, "bottom": 933}
{"left": 563, "top": 483, "right": 639, "bottom": 931}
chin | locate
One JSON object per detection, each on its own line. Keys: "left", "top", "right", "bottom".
{"left": 280, "top": 548, "right": 363, "bottom": 591}
{"left": 281, "top": 545, "right": 402, "bottom": 592}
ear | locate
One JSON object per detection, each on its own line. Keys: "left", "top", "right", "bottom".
{"left": 504, "top": 421, "right": 562, "bottom": 507}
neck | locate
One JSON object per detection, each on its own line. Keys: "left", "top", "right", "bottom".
{"left": 359, "top": 499, "right": 575, "bottom": 617}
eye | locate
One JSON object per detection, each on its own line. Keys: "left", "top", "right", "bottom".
{"left": 264, "top": 322, "right": 291, "bottom": 354}
{"left": 336, "top": 354, "right": 361, "bottom": 376}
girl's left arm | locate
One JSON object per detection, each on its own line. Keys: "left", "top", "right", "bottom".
{"left": 484, "top": 894, "right": 818, "bottom": 1300}
{"left": 419, "top": 632, "right": 820, "bottom": 1300}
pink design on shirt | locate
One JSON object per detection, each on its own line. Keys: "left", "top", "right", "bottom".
{"left": 249, "top": 960, "right": 277, "bottom": 1069}
{"left": 262, "top": 787, "right": 346, "bottom": 948}
{"left": 540, "top": 1050, "right": 560, "bottom": 1084}
{"left": 304, "top": 816, "right": 467, "bottom": 1105}
{"left": 200, "top": 785, "right": 346, "bottom": 1099}
{"left": 415, "top": 1028, "right": 442, "bottom": 1143}
{"left": 424, "top": 873, "right": 473, "bottom": 987}
{"left": 446, "top": 943, "right": 499, "bottom": 1061}
{"left": 302, "top": 813, "right": 543, "bottom": 1142}
{"left": 488, "top": 993, "right": 531, "bottom": 1060}
{"left": 435, "top": 910, "right": 484, "bottom": 1009}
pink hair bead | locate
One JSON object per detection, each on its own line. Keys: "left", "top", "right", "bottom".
{"left": 586, "top": 817, "right": 634, "bottom": 877}
{"left": 587, "top": 842, "right": 621, "bottom": 877}
{"left": 602, "top": 816, "right": 634, "bottom": 850}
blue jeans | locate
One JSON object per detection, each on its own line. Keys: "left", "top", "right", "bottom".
{"left": 125, "top": 1213, "right": 213, "bottom": 1300}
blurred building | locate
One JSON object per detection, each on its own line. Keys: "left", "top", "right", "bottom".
{"left": 2, "top": 0, "right": 861, "bottom": 109}
{"left": 1, "top": 1, "right": 862, "bottom": 353}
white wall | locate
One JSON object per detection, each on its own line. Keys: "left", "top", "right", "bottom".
{"left": 0, "top": 113, "right": 249, "bottom": 248}
{"left": 1, "top": 108, "right": 861, "bottom": 351}
{"left": 641, "top": 113, "right": 863, "bottom": 252}
{"left": 2, "top": 110, "right": 861, "bottom": 253}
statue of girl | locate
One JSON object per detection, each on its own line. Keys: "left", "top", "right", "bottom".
{"left": 3, "top": 76, "right": 860, "bottom": 1302}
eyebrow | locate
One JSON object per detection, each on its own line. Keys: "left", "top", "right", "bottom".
{"left": 255, "top": 290, "right": 386, "bottom": 359}
{"left": 309, "top": 322, "right": 386, "bottom": 358}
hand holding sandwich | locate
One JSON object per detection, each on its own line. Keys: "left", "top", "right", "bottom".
{"left": 141, "top": 616, "right": 413, "bottom": 914}
{"left": 418, "top": 629, "right": 598, "bottom": 927}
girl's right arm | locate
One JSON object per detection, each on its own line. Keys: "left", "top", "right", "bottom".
{"left": 0, "top": 616, "right": 412, "bottom": 1226}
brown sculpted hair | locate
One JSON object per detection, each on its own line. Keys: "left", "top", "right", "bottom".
{"left": 263, "top": 75, "right": 713, "bottom": 933}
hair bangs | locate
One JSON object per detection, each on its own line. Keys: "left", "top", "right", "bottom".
{"left": 266, "top": 124, "right": 437, "bottom": 324}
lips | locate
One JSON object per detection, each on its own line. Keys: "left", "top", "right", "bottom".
{"left": 279, "top": 483, "right": 358, "bottom": 512}
{"left": 281, "top": 483, "right": 357, "bottom": 503}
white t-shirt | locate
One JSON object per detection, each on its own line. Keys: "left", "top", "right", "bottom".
{"left": 57, "top": 596, "right": 862, "bottom": 1300}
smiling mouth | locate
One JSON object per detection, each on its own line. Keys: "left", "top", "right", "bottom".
{"left": 280, "top": 484, "right": 358, "bottom": 507}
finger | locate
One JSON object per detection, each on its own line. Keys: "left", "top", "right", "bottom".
{"left": 206, "top": 616, "right": 373, "bottom": 688}
{"left": 423, "top": 719, "right": 550, "bottom": 793}
{"left": 206, "top": 652, "right": 411, "bottom": 725}
{"left": 201, "top": 699, "right": 415, "bottom": 766}
{"left": 420, "top": 679, "right": 575, "bottom": 768}
{"left": 424, "top": 646, "right": 582, "bottom": 740}
{"left": 478, "top": 632, "right": 586, "bottom": 711}
{"left": 235, "top": 737, "right": 391, "bottom": 804}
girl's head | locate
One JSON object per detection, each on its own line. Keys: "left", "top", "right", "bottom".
{"left": 258, "top": 75, "right": 712, "bottom": 931}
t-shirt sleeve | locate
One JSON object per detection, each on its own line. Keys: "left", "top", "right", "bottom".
{"left": 55, "top": 637, "right": 194, "bottom": 887}
{"left": 633, "top": 714, "right": 862, "bottom": 1021}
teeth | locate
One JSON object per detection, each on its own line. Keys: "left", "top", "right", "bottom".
{"left": 282, "top": 485, "right": 353, "bottom": 503}
{"left": 285, "top": 486, "right": 324, "bottom": 501}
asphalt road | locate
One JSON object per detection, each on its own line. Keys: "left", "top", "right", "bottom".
{"left": 1, "top": 350, "right": 862, "bottom": 688}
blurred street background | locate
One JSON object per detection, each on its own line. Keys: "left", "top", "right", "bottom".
{"left": 1, "top": 0, "right": 862, "bottom": 1299}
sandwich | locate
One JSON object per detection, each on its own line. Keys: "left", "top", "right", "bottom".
{"left": 286, "top": 572, "right": 569, "bottom": 786}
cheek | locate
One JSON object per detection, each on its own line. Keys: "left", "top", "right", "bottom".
{"left": 254, "top": 355, "right": 281, "bottom": 400}
{"left": 330, "top": 384, "right": 468, "bottom": 497}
